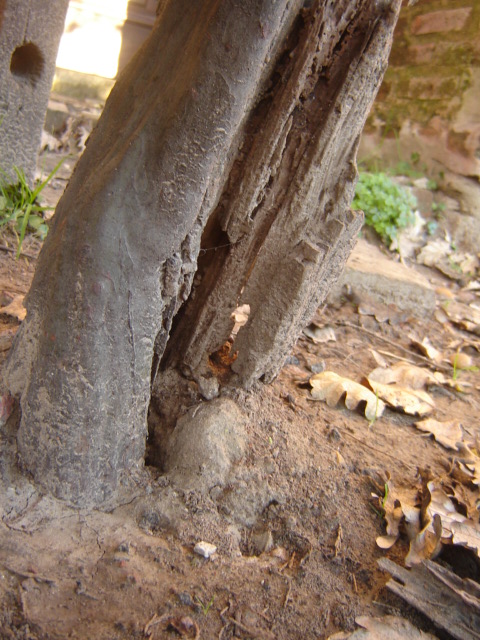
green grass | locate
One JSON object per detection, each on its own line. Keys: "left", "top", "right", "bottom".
{"left": 0, "top": 159, "right": 64, "bottom": 258}
{"left": 195, "top": 595, "right": 214, "bottom": 616}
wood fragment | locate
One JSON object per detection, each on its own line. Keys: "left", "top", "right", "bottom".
{"left": 334, "top": 524, "right": 343, "bottom": 557}
{"left": 3, "top": 563, "right": 55, "bottom": 586}
{"left": 0, "top": 245, "right": 38, "bottom": 260}
{"left": 283, "top": 578, "right": 292, "bottom": 608}
{"left": 218, "top": 606, "right": 230, "bottom": 640}
{"left": 351, "top": 572, "right": 358, "bottom": 594}
{"left": 144, "top": 612, "right": 200, "bottom": 639}
{"left": 379, "top": 557, "right": 480, "bottom": 640}
{"left": 337, "top": 321, "right": 452, "bottom": 373}
{"left": 227, "top": 616, "right": 275, "bottom": 640}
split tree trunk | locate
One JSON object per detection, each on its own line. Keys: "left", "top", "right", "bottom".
{"left": 4, "top": 0, "right": 401, "bottom": 507}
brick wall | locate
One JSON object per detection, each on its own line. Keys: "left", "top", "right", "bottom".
{"left": 361, "top": 0, "right": 480, "bottom": 179}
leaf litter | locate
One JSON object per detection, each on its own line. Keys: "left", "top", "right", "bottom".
{"left": 309, "top": 371, "right": 385, "bottom": 421}
{"left": 414, "top": 418, "right": 463, "bottom": 450}
{"left": 2, "top": 157, "right": 480, "bottom": 638}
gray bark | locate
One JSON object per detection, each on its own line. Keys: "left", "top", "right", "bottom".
{"left": 4, "top": 0, "right": 401, "bottom": 507}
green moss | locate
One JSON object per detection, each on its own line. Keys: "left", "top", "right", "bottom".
{"left": 440, "top": 45, "right": 475, "bottom": 67}
{"left": 353, "top": 172, "right": 417, "bottom": 247}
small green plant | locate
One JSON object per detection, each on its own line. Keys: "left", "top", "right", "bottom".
{"left": 431, "top": 202, "right": 446, "bottom": 214}
{"left": 447, "top": 257, "right": 463, "bottom": 274}
{"left": 353, "top": 171, "right": 417, "bottom": 247}
{"left": 0, "top": 159, "right": 63, "bottom": 258}
{"left": 195, "top": 595, "right": 214, "bottom": 616}
{"left": 381, "top": 483, "right": 389, "bottom": 509}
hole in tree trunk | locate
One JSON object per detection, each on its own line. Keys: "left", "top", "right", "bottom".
{"left": 10, "top": 42, "right": 45, "bottom": 86}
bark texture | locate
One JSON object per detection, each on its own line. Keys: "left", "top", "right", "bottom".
{"left": 0, "top": 0, "right": 69, "bottom": 182}
{"left": 4, "top": 0, "right": 401, "bottom": 507}
{"left": 164, "top": 0, "right": 401, "bottom": 387}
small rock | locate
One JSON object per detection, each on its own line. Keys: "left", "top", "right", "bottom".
{"left": 197, "top": 375, "right": 219, "bottom": 400}
{"left": 310, "top": 361, "right": 326, "bottom": 374}
{"left": 327, "top": 427, "right": 341, "bottom": 442}
{"left": 271, "top": 546, "right": 288, "bottom": 561}
{"left": 194, "top": 541, "right": 217, "bottom": 559}
{"left": 412, "top": 177, "right": 430, "bottom": 190}
{"left": 450, "top": 352, "right": 472, "bottom": 368}
{"left": 251, "top": 529, "right": 274, "bottom": 555}
{"left": 165, "top": 398, "right": 247, "bottom": 492}
{"left": 178, "top": 591, "right": 194, "bottom": 606}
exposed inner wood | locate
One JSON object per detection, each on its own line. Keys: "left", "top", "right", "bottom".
{"left": 162, "top": 1, "right": 399, "bottom": 388}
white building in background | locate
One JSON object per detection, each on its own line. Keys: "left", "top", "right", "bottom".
{"left": 56, "top": 0, "right": 156, "bottom": 79}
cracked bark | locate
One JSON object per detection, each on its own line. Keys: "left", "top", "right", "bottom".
{"left": 3, "top": 0, "right": 401, "bottom": 507}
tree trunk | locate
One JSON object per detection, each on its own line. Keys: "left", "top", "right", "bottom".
{"left": 3, "top": 0, "right": 401, "bottom": 507}
{"left": 0, "top": 0, "right": 69, "bottom": 183}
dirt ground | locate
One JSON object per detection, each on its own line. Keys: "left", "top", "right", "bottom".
{"left": 0, "top": 109, "right": 479, "bottom": 639}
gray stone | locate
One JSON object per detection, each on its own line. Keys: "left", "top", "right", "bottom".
{"left": 328, "top": 239, "right": 435, "bottom": 316}
{"left": 197, "top": 375, "right": 219, "bottom": 401}
{"left": 443, "top": 172, "right": 480, "bottom": 221}
{"left": 193, "top": 541, "right": 217, "bottom": 558}
{"left": 0, "top": 0, "right": 69, "bottom": 182}
{"left": 251, "top": 529, "right": 274, "bottom": 555}
{"left": 450, "top": 215, "right": 480, "bottom": 256}
{"left": 165, "top": 398, "right": 247, "bottom": 492}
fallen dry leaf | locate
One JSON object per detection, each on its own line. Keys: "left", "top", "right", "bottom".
{"left": 417, "top": 239, "right": 479, "bottom": 280}
{"left": 405, "top": 514, "right": 442, "bottom": 567}
{"left": 358, "top": 300, "right": 397, "bottom": 323}
{"left": 441, "top": 300, "right": 480, "bottom": 335}
{"left": 462, "top": 459, "right": 480, "bottom": 486}
{"left": 421, "top": 481, "right": 480, "bottom": 559}
{"left": 369, "top": 349, "right": 389, "bottom": 368}
{"left": 367, "top": 379, "right": 434, "bottom": 416}
{"left": 374, "top": 480, "right": 421, "bottom": 551}
{"left": 409, "top": 336, "right": 443, "bottom": 365}
{"left": 0, "top": 294, "right": 26, "bottom": 321}
{"left": 376, "top": 534, "right": 399, "bottom": 550}
{"left": 450, "top": 520, "right": 480, "bottom": 555}
{"left": 303, "top": 323, "right": 336, "bottom": 344}
{"left": 426, "top": 481, "right": 466, "bottom": 540}
{"left": 414, "top": 418, "right": 463, "bottom": 450}
{"left": 368, "top": 363, "right": 438, "bottom": 390}
{"left": 446, "top": 481, "right": 478, "bottom": 521}
{"left": 310, "top": 371, "right": 385, "bottom": 422}
{"left": 417, "top": 238, "right": 451, "bottom": 268}
{"left": 454, "top": 443, "right": 480, "bottom": 486}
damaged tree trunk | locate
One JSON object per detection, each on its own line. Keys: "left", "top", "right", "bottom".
{"left": 3, "top": 0, "right": 401, "bottom": 507}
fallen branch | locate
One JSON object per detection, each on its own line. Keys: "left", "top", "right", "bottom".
{"left": 379, "top": 557, "right": 480, "bottom": 640}
{"left": 336, "top": 321, "right": 452, "bottom": 374}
